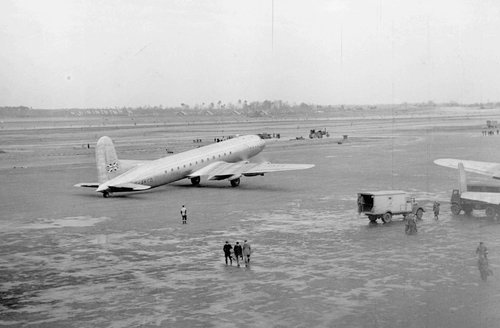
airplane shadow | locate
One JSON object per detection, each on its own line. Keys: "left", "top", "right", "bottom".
{"left": 169, "top": 183, "right": 287, "bottom": 192}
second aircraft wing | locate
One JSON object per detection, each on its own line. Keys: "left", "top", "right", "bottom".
{"left": 434, "top": 158, "right": 500, "bottom": 179}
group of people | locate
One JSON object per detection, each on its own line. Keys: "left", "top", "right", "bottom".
{"left": 405, "top": 201, "right": 440, "bottom": 235}
{"left": 223, "top": 240, "right": 252, "bottom": 267}
{"left": 481, "top": 130, "right": 499, "bottom": 136}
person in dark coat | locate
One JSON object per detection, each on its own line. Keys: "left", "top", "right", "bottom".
{"left": 223, "top": 241, "right": 233, "bottom": 265}
{"left": 233, "top": 241, "right": 243, "bottom": 267}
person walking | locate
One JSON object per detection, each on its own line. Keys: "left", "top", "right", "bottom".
{"left": 405, "top": 214, "right": 417, "bottom": 235}
{"left": 223, "top": 241, "right": 233, "bottom": 265}
{"left": 476, "top": 242, "right": 488, "bottom": 259}
{"left": 242, "top": 240, "right": 252, "bottom": 267}
{"left": 476, "top": 242, "right": 493, "bottom": 281}
{"left": 180, "top": 205, "right": 187, "bottom": 224}
{"left": 433, "top": 201, "right": 440, "bottom": 220}
{"left": 233, "top": 241, "right": 243, "bottom": 267}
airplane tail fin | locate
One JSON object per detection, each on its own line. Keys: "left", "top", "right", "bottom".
{"left": 458, "top": 162, "right": 467, "bottom": 193}
{"left": 96, "top": 136, "right": 121, "bottom": 183}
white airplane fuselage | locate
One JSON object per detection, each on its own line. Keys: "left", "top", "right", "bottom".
{"left": 96, "top": 135, "right": 265, "bottom": 193}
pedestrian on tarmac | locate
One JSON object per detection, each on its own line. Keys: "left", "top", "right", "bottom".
{"left": 242, "top": 240, "right": 252, "bottom": 267}
{"left": 233, "top": 241, "right": 243, "bottom": 267}
{"left": 223, "top": 241, "right": 233, "bottom": 265}
{"left": 180, "top": 205, "right": 187, "bottom": 224}
{"left": 405, "top": 214, "right": 418, "bottom": 235}
{"left": 433, "top": 201, "right": 440, "bottom": 220}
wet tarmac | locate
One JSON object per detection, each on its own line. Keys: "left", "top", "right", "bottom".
{"left": 1, "top": 110, "right": 500, "bottom": 327}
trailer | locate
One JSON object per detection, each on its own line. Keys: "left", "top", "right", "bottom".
{"left": 450, "top": 183, "right": 500, "bottom": 218}
{"left": 357, "top": 190, "right": 425, "bottom": 223}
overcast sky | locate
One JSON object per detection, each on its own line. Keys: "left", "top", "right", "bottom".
{"left": 1, "top": 0, "right": 499, "bottom": 108}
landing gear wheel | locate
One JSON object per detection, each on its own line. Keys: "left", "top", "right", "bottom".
{"left": 416, "top": 208, "right": 424, "bottom": 220}
{"left": 382, "top": 212, "right": 392, "bottom": 223}
{"left": 191, "top": 176, "right": 200, "bottom": 186}
{"left": 451, "top": 204, "right": 461, "bottom": 215}
{"left": 485, "top": 206, "right": 496, "bottom": 219}
{"left": 230, "top": 178, "right": 240, "bottom": 187}
{"left": 103, "top": 191, "right": 110, "bottom": 198}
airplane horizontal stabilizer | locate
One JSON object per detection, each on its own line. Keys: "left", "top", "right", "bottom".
{"left": 106, "top": 183, "right": 152, "bottom": 192}
{"left": 461, "top": 192, "right": 500, "bottom": 205}
{"left": 434, "top": 158, "right": 500, "bottom": 179}
{"left": 74, "top": 183, "right": 100, "bottom": 188}
{"left": 188, "top": 161, "right": 314, "bottom": 181}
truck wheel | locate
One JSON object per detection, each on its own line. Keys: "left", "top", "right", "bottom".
{"left": 485, "top": 206, "right": 497, "bottom": 219}
{"left": 416, "top": 208, "right": 424, "bottom": 220}
{"left": 451, "top": 204, "right": 461, "bottom": 215}
{"left": 382, "top": 212, "right": 392, "bottom": 223}
{"left": 368, "top": 215, "right": 377, "bottom": 223}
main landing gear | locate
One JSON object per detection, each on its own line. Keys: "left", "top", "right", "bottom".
{"left": 230, "top": 178, "right": 240, "bottom": 187}
{"left": 191, "top": 176, "right": 201, "bottom": 186}
{"left": 102, "top": 191, "right": 112, "bottom": 198}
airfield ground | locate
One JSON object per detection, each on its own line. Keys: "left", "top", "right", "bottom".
{"left": 1, "top": 107, "right": 500, "bottom": 327}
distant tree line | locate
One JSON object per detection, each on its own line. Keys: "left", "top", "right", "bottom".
{"left": 1, "top": 100, "right": 500, "bottom": 118}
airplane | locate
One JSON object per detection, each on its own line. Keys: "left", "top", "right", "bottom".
{"left": 75, "top": 134, "right": 315, "bottom": 197}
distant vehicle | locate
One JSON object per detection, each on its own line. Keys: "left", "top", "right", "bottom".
{"left": 309, "top": 129, "right": 329, "bottom": 139}
{"left": 75, "top": 134, "right": 314, "bottom": 198}
{"left": 450, "top": 163, "right": 500, "bottom": 218}
{"left": 357, "top": 190, "right": 424, "bottom": 223}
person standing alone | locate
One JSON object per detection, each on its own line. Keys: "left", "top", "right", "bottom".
{"left": 433, "top": 201, "right": 440, "bottom": 220}
{"left": 180, "top": 205, "right": 187, "bottom": 224}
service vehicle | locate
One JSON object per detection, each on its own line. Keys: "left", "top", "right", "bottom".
{"left": 450, "top": 183, "right": 500, "bottom": 218}
{"left": 357, "top": 190, "right": 425, "bottom": 223}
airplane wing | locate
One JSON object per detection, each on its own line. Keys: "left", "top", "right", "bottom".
{"left": 434, "top": 159, "right": 500, "bottom": 179}
{"left": 461, "top": 192, "right": 500, "bottom": 205}
{"left": 187, "top": 161, "right": 314, "bottom": 181}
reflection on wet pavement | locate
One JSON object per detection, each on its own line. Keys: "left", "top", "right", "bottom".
{"left": 1, "top": 206, "right": 499, "bottom": 327}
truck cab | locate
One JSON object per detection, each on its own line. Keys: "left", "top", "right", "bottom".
{"left": 358, "top": 190, "right": 424, "bottom": 223}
